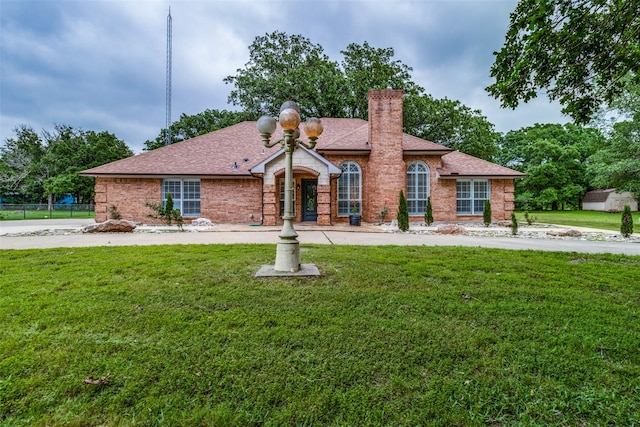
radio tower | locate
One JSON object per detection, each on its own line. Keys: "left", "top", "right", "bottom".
{"left": 165, "top": 7, "right": 172, "bottom": 146}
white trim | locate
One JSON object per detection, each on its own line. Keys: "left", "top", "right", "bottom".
{"left": 250, "top": 145, "right": 341, "bottom": 175}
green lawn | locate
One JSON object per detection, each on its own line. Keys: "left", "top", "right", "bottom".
{"left": 1, "top": 244, "right": 639, "bottom": 426}
{"left": 517, "top": 209, "right": 636, "bottom": 232}
{"left": 0, "top": 209, "right": 95, "bottom": 221}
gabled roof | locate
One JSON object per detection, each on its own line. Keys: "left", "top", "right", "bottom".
{"left": 402, "top": 133, "right": 453, "bottom": 154}
{"left": 80, "top": 118, "right": 517, "bottom": 179}
{"left": 437, "top": 151, "right": 526, "bottom": 179}
{"left": 250, "top": 145, "right": 342, "bottom": 175}
{"left": 583, "top": 189, "right": 615, "bottom": 203}
{"left": 80, "top": 121, "right": 277, "bottom": 178}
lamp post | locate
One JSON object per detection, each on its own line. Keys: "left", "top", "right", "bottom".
{"left": 257, "top": 101, "right": 323, "bottom": 273}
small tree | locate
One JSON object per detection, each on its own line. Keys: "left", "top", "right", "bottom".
{"left": 424, "top": 196, "right": 434, "bottom": 226}
{"left": 145, "top": 192, "right": 184, "bottom": 230}
{"left": 164, "top": 193, "right": 174, "bottom": 221}
{"left": 524, "top": 210, "right": 537, "bottom": 226}
{"left": 483, "top": 199, "right": 492, "bottom": 227}
{"left": 621, "top": 205, "right": 634, "bottom": 238}
{"left": 510, "top": 212, "right": 518, "bottom": 235}
{"left": 397, "top": 190, "right": 409, "bottom": 232}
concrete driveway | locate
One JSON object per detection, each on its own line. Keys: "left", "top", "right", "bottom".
{"left": 1, "top": 218, "right": 639, "bottom": 255}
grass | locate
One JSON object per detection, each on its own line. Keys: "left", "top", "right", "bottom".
{"left": 0, "top": 210, "right": 95, "bottom": 221}
{"left": 1, "top": 244, "right": 638, "bottom": 426}
{"left": 517, "top": 210, "right": 636, "bottom": 232}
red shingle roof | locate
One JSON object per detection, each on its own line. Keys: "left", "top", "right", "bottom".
{"left": 437, "top": 151, "right": 526, "bottom": 179}
{"left": 80, "top": 119, "right": 521, "bottom": 179}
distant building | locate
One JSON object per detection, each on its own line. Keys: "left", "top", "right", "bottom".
{"left": 80, "top": 90, "right": 525, "bottom": 225}
{"left": 583, "top": 189, "right": 638, "bottom": 212}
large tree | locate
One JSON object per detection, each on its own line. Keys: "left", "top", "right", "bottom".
{"left": 0, "top": 125, "right": 133, "bottom": 204}
{"left": 224, "top": 31, "right": 348, "bottom": 119}
{"left": 498, "top": 123, "right": 604, "bottom": 210}
{"left": 144, "top": 109, "right": 255, "bottom": 151}
{"left": 587, "top": 82, "right": 640, "bottom": 202}
{"left": 42, "top": 125, "right": 133, "bottom": 204}
{"left": 225, "top": 32, "right": 423, "bottom": 120}
{"left": 0, "top": 125, "right": 46, "bottom": 202}
{"left": 341, "top": 41, "right": 423, "bottom": 119}
{"left": 403, "top": 94, "right": 499, "bottom": 161}
{"left": 222, "top": 31, "right": 499, "bottom": 158}
{"left": 487, "top": 0, "right": 640, "bottom": 124}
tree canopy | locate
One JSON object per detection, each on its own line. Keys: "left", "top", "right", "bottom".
{"left": 224, "top": 32, "right": 349, "bottom": 119}
{"left": 403, "top": 94, "right": 499, "bottom": 161}
{"left": 487, "top": 0, "right": 640, "bottom": 124}
{"left": 0, "top": 125, "right": 133, "bottom": 204}
{"left": 498, "top": 123, "right": 604, "bottom": 210}
{"left": 144, "top": 109, "right": 255, "bottom": 151}
{"left": 223, "top": 31, "right": 498, "bottom": 159}
{"left": 587, "top": 82, "right": 640, "bottom": 202}
{"left": 341, "top": 41, "right": 423, "bottom": 120}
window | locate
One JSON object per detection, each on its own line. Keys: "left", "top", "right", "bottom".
{"left": 337, "top": 161, "right": 361, "bottom": 216}
{"left": 162, "top": 179, "right": 201, "bottom": 216}
{"left": 278, "top": 178, "right": 296, "bottom": 217}
{"left": 456, "top": 179, "right": 489, "bottom": 215}
{"left": 407, "top": 161, "right": 430, "bottom": 215}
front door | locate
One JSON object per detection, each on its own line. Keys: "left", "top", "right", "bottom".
{"left": 301, "top": 179, "right": 318, "bottom": 221}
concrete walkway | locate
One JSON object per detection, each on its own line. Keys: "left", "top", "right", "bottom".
{"left": 1, "top": 218, "right": 639, "bottom": 255}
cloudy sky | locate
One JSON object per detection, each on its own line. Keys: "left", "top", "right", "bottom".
{"left": 1, "top": 0, "right": 569, "bottom": 153}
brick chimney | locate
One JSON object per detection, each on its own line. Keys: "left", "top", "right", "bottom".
{"left": 365, "top": 89, "right": 404, "bottom": 222}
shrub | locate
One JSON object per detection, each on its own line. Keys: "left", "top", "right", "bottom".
{"left": 108, "top": 205, "right": 121, "bottom": 220}
{"left": 621, "top": 205, "right": 634, "bottom": 237}
{"left": 511, "top": 212, "right": 518, "bottom": 235}
{"left": 397, "top": 190, "right": 409, "bottom": 232}
{"left": 145, "top": 193, "right": 184, "bottom": 230}
{"left": 378, "top": 198, "right": 389, "bottom": 223}
{"left": 524, "top": 211, "right": 537, "bottom": 226}
{"left": 483, "top": 199, "right": 492, "bottom": 227}
{"left": 424, "top": 196, "right": 434, "bottom": 226}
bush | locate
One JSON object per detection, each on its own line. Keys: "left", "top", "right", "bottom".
{"left": 524, "top": 211, "right": 537, "bottom": 226}
{"left": 511, "top": 212, "right": 518, "bottom": 235}
{"left": 620, "top": 205, "right": 634, "bottom": 237}
{"left": 424, "top": 196, "right": 434, "bottom": 226}
{"left": 145, "top": 193, "right": 184, "bottom": 230}
{"left": 108, "top": 205, "right": 121, "bottom": 220}
{"left": 483, "top": 200, "right": 492, "bottom": 227}
{"left": 397, "top": 190, "right": 409, "bottom": 232}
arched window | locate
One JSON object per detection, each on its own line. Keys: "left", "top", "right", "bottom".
{"left": 407, "top": 161, "right": 430, "bottom": 215}
{"left": 338, "top": 161, "right": 361, "bottom": 216}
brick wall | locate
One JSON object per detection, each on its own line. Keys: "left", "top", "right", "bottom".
{"left": 201, "top": 179, "right": 263, "bottom": 223}
{"left": 323, "top": 154, "right": 369, "bottom": 223}
{"left": 365, "top": 89, "right": 406, "bottom": 223}
{"left": 95, "top": 177, "right": 262, "bottom": 224}
{"left": 95, "top": 177, "right": 162, "bottom": 223}
{"left": 93, "top": 89, "right": 516, "bottom": 225}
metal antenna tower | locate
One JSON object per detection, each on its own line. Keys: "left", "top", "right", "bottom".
{"left": 165, "top": 7, "right": 172, "bottom": 146}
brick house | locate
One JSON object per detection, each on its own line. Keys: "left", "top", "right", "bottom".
{"left": 80, "top": 90, "right": 524, "bottom": 225}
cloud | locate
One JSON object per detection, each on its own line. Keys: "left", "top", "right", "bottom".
{"left": 1, "top": 0, "right": 569, "bottom": 154}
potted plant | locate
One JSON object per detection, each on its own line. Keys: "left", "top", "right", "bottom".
{"left": 349, "top": 202, "right": 361, "bottom": 226}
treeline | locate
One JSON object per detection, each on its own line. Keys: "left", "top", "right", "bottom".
{"left": 0, "top": 125, "right": 132, "bottom": 205}
{"left": 2, "top": 21, "right": 638, "bottom": 209}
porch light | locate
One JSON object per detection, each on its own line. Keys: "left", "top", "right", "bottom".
{"left": 255, "top": 101, "right": 324, "bottom": 275}
{"left": 279, "top": 108, "right": 301, "bottom": 130}
{"left": 257, "top": 115, "right": 277, "bottom": 136}
{"left": 304, "top": 117, "right": 323, "bottom": 140}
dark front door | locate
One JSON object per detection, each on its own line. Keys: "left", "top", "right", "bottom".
{"left": 301, "top": 179, "right": 318, "bottom": 222}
